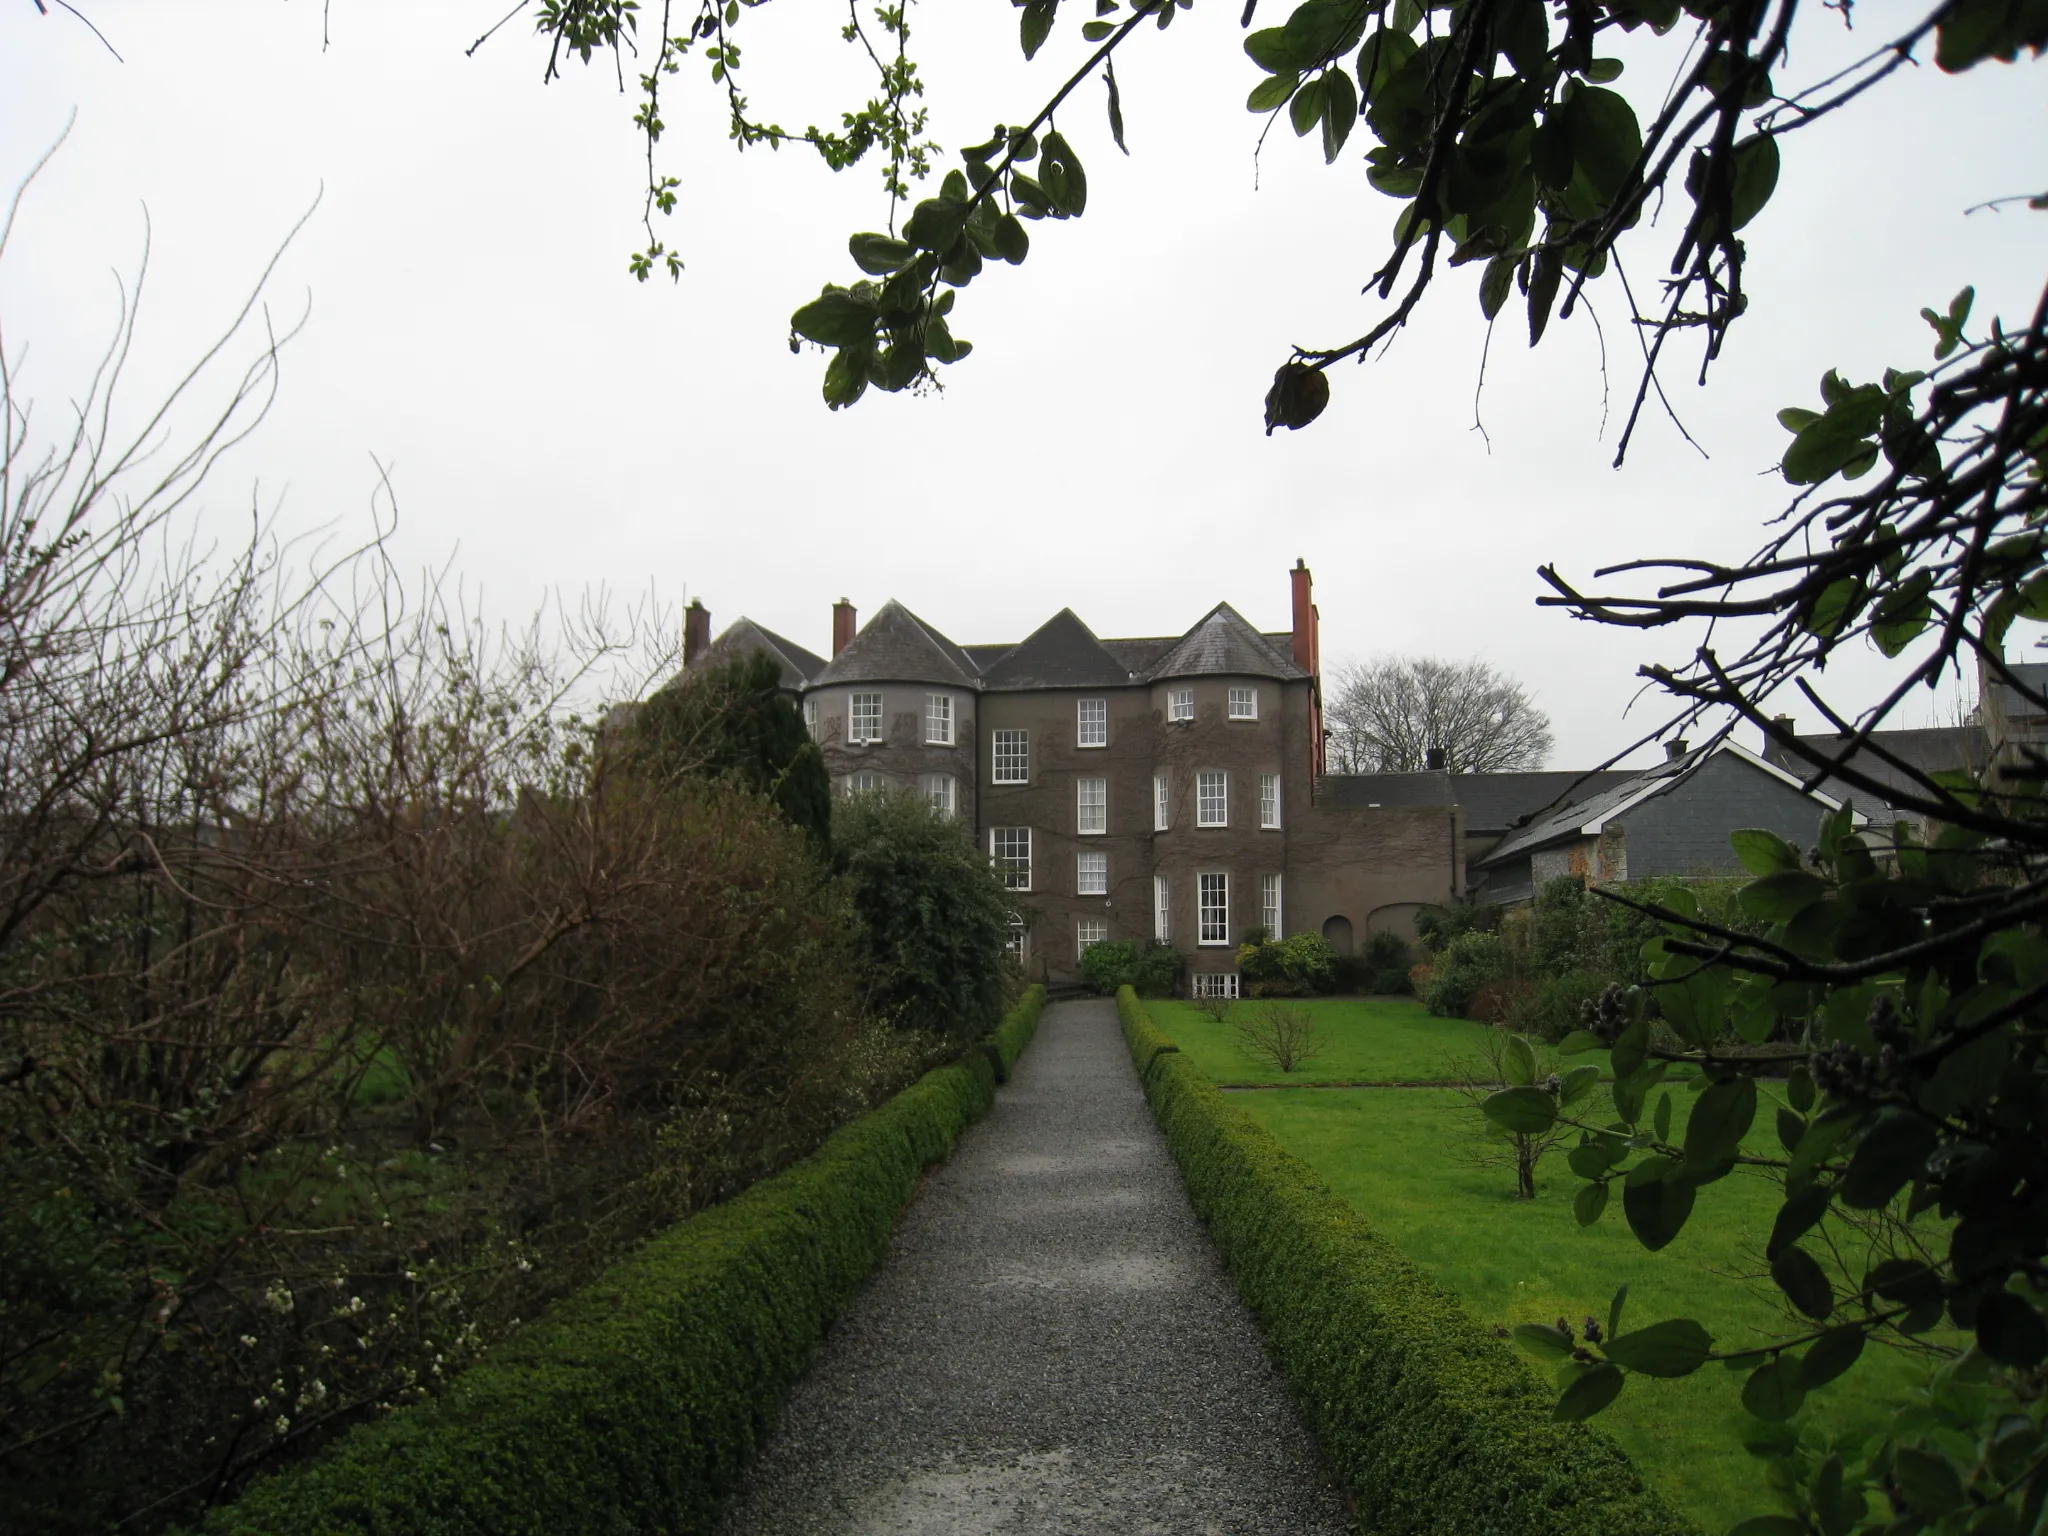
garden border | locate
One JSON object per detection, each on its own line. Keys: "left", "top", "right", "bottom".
{"left": 190, "top": 986, "right": 1047, "bottom": 1536}
{"left": 1115, "top": 986, "right": 1695, "bottom": 1536}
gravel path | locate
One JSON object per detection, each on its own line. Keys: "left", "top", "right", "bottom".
{"left": 717, "top": 998, "right": 1350, "bottom": 1536}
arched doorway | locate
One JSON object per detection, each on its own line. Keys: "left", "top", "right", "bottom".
{"left": 1321, "top": 915, "right": 1355, "bottom": 955}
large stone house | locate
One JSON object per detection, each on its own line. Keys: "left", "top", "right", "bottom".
{"left": 682, "top": 562, "right": 1455, "bottom": 991}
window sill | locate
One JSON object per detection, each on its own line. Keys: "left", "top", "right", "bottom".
{"left": 1076, "top": 828, "right": 1106, "bottom": 837}
{"left": 1197, "top": 939, "right": 1232, "bottom": 947}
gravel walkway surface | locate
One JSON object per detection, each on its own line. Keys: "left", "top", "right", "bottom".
{"left": 717, "top": 998, "right": 1350, "bottom": 1536}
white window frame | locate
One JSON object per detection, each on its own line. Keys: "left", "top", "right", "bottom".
{"left": 850, "top": 691, "right": 883, "bottom": 745}
{"left": 1262, "top": 872, "right": 1283, "bottom": 936}
{"left": 1076, "top": 918, "right": 1108, "bottom": 961}
{"left": 1191, "top": 971, "right": 1240, "bottom": 1000}
{"left": 1198, "top": 871, "right": 1230, "bottom": 946}
{"left": 846, "top": 770, "right": 884, "bottom": 795}
{"left": 1168, "top": 688, "right": 1195, "bottom": 722}
{"left": 1077, "top": 850, "right": 1108, "bottom": 896}
{"left": 925, "top": 693, "right": 954, "bottom": 745}
{"left": 1229, "top": 686, "right": 1259, "bottom": 720}
{"left": 992, "top": 728, "right": 1029, "bottom": 784}
{"left": 1154, "top": 874, "right": 1170, "bottom": 942}
{"left": 1154, "top": 774, "right": 1170, "bottom": 831}
{"left": 1076, "top": 776, "right": 1107, "bottom": 835}
{"left": 990, "top": 827, "right": 1032, "bottom": 891}
{"left": 1077, "top": 697, "right": 1108, "bottom": 748}
{"left": 920, "top": 772, "right": 956, "bottom": 817}
{"left": 1260, "top": 773, "right": 1282, "bottom": 829}
{"left": 1197, "top": 770, "right": 1229, "bottom": 829}
{"left": 803, "top": 697, "right": 819, "bottom": 738}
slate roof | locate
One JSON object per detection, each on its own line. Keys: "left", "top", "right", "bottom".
{"left": 1317, "top": 769, "right": 1638, "bottom": 831}
{"left": 1099, "top": 637, "right": 1181, "bottom": 675}
{"left": 808, "top": 600, "right": 980, "bottom": 689}
{"left": 1766, "top": 726, "right": 1986, "bottom": 812}
{"left": 976, "top": 609, "right": 1139, "bottom": 690}
{"left": 688, "top": 618, "right": 828, "bottom": 690}
{"left": 1146, "top": 603, "right": 1308, "bottom": 684}
{"left": 961, "top": 644, "right": 1012, "bottom": 673}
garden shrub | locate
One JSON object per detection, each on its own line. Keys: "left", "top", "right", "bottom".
{"left": 190, "top": 988, "right": 1046, "bottom": 1536}
{"left": 1509, "top": 967, "right": 1613, "bottom": 1043}
{"left": 833, "top": 791, "right": 1018, "bottom": 1044}
{"left": 1114, "top": 989, "right": 1690, "bottom": 1536}
{"left": 1422, "top": 931, "right": 1508, "bottom": 1019}
{"left": 1414, "top": 899, "right": 1502, "bottom": 952}
{"left": 1077, "top": 938, "right": 1180, "bottom": 997}
{"left": 1236, "top": 931, "right": 1337, "bottom": 997}
{"left": 1362, "top": 929, "right": 1414, "bottom": 994}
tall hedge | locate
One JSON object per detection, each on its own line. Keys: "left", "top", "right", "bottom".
{"left": 1116, "top": 987, "right": 1693, "bottom": 1536}
{"left": 193, "top": 987, "right": 1046, "bottom": 1536}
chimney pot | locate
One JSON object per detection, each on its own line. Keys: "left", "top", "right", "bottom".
{"left": 683, "top": 598, "right": 710, "bottom": 666}
{"left": 1665, "top": 738, "right": 1690, "bottom": 761}
{"left": 1425, "top": 746, "right": 1447, "bottom": 771}
{"left": 832, "top": 599, "right": 857, "bottom": 658}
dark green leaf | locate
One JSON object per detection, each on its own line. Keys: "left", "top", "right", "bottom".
{"left": 1611, "top": 1018, "right": 1650, "bottom": 1080}
{"left": 1602, "top": 1317, "right": 1712, "bottom": 1376}
{"left": 1623, "top": 1157, "right": 1696, "bottom": 1251}
{"left": 1020, "top": 0, "right": 1056, "bottom": 59}
{"left": 1787, "top": 1065, "right": 1815, "bottom": 1114}
{"left": 1653, "top": 1090, "right": 1672, "bottom": 1143}
{"left": 821, "top": 345, "right": 869, "bottom": 409}
{"left": 1574, "top": 1179, "right": 1610, "bottom": 1226}
{"left": 1556, "top": 1028, "right": 1602, "bottom": 1057}
{"left": 1739, "top": 870, "right": 1827, "bottom": 921}
{"left": 1484, "top": 1085, "right": 1558, "bottom": 1135}
{"left": 1513, "top": 1321, "right": 1576, "bottom": 1361}
{"left": 1776, "top": 1107, "right": 1806, "bottom": 1154}
{"left": 1082, "top": 18, "right": 1115, "bottom": 40}
{"left": 1732, "top": 828, "right": 1802, "bottom": 875}
{"left": 1608, "top": 1282, "right": 1628, "bottom": 1342}
{"left": 1037, "top": 133, "right": 1088, "bottom": 216}
{"left": 993, "top": 214, "right": 1030, "bottom": 264}
{"left": 848, "top": 233, "right": 915, "bottom": 275}
{"left": 1245, "top": 25, "right": 1302, "bottom": 70}
{"left": 902, "top": 196, "right": 971, "bottom": 252}
{"left": 1771, "top": 1244, "right": 1835, "bottom": 1320}
{"left": 1976, "top": 1290, "right": 2048, "bottom": 1367}
{"left": 791, "top": 288, "right": 878, "bottom": 348}
{"left": 1321, "top": 67, "right": 1359, "bottom": 161}
{"left": 1527, "top": 247, "right": 1562, "bottom": 345}
{"left": 1799, "top": 1326, "right": 1865, "bottom": 1389}
{"left": 1583, "top": 57, "right": 1624, "bottom": 81}
{"left": 1479, "top": 252, "right": 1517, "bottom": 320}
{"left": 1767, "top": 1182, "right": 1831, "bottom": 1260}
{"left": 1553, "top": 1362, "right": 1625, "bottom": 1420}
{"left": 1560, "top": 1064, "right": 1603, "bottom": 1107}
{"left": 1103, "top": 59, "right": 1128, "bottom": 152}
{"left": 1742, "top": 1357, "right": 1806, "bottom": 1421}
{"left": 1727, "top": 133, "right": 1780, "bottom": 229}
{"left": 1290, "top": 73, "right": 1329, "bottom": 136}
{"left": 1563, "top": 86, "right": 1642, "bottom": 203}
{"left": 1838, "top": 1110, "right": 1938, "bottom": 1209}
{"left": 1249, "top": 71, "right": 1300, "bottom": 111}
{"left": 1684, "top": 1077, "right": 1758, "bottom": 1169}
{"left": 1503, "top": 1033, "right": 1537, "bottom": 1086}
{"left": 1893, "top": 1446, "right": 1965, "bottom": 1515}
{"left": 1263, "top": 360, "right": 1330, "bottom": 434}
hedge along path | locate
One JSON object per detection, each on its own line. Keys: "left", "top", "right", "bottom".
{"left": 189, "top": 989, "right": 1049, "bottom": 1536}
{"left": 1118, "top": 988, "right": 1696, "bottom": 1536}
{"left": 717, "top": 997, "right": 1349, "bottom": 1535}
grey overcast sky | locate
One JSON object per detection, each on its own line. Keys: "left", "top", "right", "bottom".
{"left": 2, "top": 2, "right": 2042, "bottom": 766}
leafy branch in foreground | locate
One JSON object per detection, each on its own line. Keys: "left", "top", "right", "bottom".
{"left": 1479, "top": 278, "right": 2048, "bottom": 1533}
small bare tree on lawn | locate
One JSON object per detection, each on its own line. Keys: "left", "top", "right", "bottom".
{"left": 1234, "top": 1002, "right": 1325, "bottom": 1075}
{"left": 1448, "top": 1031, "right": 1599, "bottom": 1199}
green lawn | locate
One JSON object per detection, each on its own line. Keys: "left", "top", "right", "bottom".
{"left": 1150, "top": 998, "right": 1938, "bottom": 1535}
{"left": 1147, "top": 995, "right": 1617, "bottom": 1084}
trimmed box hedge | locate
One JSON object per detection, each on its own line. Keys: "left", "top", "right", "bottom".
{"left": 1116, "top": 987, "right": 1693, "bottom": 1536}
{"left": 194, "top": 986, "right": 1047, "bottom": 1536}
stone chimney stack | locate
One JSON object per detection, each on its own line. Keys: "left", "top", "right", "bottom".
{"left": 1290, "top": 558, "right": 1319, "bottom": 675}
{"left": 1665, "top": 738, "right": 1690, "bottom": 762}
{"left": 832, "top": 599, "right": 857, "bottom": 658}
{"left": 1425, "top": 746, "right": 1447, "bottom": 772}
{"left": 683, "top": 599, "right": 710, "bottom": 666}
{"left": 1763, "top": 714, "right": 1796, "bottom": 765}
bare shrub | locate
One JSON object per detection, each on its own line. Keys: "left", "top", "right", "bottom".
{"left": 1192, "top": 992, "right": 1233, "bottom": 1024}
{"left": 1232, "top": 1002, "right": 1326, "bottom": 1074}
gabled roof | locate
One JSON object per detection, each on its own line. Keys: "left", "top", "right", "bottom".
{"left": 1768, "top": 726, "right": 1987, "bottom": 811}
{"left": 1099, "top": 636, "right": 1181, "bottom": 674}
{"left": 1147, "top": 602, "right": 1308, "bottom": 684}
{"left": 962, "top": 643, "right": 1013, "bottom": 673}
{"left": 1476, "top": 740, "right": 1860, "bottom": 867}
{"left": 808, "top": 599, "right": 980, "bottom": 689}
{"left": 1317, "top": 769, "right": 1639, "bottom": 830}
{"left": 976, "top": 608, "right": 1137, "bottom": 690}
{"left": 689, "top": 618, "right": 828, "bottom": 690}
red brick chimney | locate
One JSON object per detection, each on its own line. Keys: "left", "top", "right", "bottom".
{"left": 1290, "top": 559, "right": 1318, "bottom": 675}
{"left": 683, "top": 598, "right": 710, "bottom": 666}
{"left": 832, "top": 598, "right": 857, "bottom": 658}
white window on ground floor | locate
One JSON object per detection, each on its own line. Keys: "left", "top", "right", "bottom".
{"left": 1076, "top": 918, "right": 1108, "bottom": 961}
{"left": 846, "top": 770, "right": 885, "bottom": 795}
{"left": 1198, "top": 871, "right": 1229, "bottom": 945}
{"left": 919, "top": 772, "right": 956, "bottom": 816}
{"left": 1191, "top": 971, "right": 1240, "bottom": 999}
{"left": 1262, "top": 872, "right": 1282, "bottom": 936}
{"left": 1154, "top": 874, "right": 1170, "bottom": 941}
